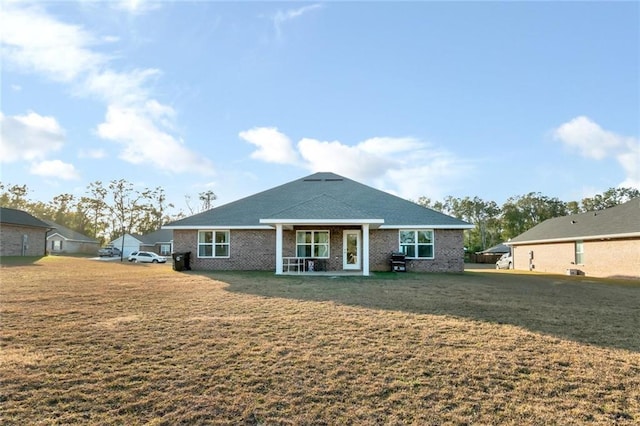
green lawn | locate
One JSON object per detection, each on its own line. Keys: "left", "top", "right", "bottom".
{"left": 1, "top": 257, "right": 638, "bottom": 424}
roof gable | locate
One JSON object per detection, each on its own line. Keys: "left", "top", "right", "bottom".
{"left": 43, "top": 220, "right": 98, "bottom": 243}
{"left": 165, "top": 172, "right": 472, "bottom": 229}
{"left": 0, "top": 207, "right": 50, "bottom": 229}
{"left": 508, "top": 198, "right": 640, "bottom": 244}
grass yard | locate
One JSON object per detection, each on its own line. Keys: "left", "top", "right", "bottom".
{"left": 1, "top": 257, "right": 639, "bottom": 424}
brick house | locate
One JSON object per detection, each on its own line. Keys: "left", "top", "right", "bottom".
{"left": 0, "top": 207, "right": 52, "bottom": 257}
{"left": 164, "top": 172, "right": 473, "bottom": 275}
{"left": 506, "top": 198, "right": 640, "bottom": 279}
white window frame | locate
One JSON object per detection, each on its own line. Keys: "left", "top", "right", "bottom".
{"left": 575, "top": 240, "right": 584, "bottom": 265}
{"left": 399, "top": 229, "right": 435, "bottom": 259}
{"left": 198, "top": 230, "right": 230, "bottom": 258}
{"left": 296, "top": 230, "right": 330, "bottom": 258}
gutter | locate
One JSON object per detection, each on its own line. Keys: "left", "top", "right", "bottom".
{"left": 506, "top": 231, "right": 640, "bottom": 245}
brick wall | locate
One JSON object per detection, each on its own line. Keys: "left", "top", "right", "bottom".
{"left": 0, "top": 224, "right": 47, "bottom": 256}
{"left": 173, "top": 229, "right": 276, "bottom": 270}
{"left": 512, "top": 238, "right": 640, "bottom": 279}
{"left": 394, "top": 229, "right": 465, "bottom": 273}
{"left": 174, "top": 227, "right": 465, "bottom": 273}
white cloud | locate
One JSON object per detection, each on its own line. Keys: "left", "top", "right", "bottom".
{"left": 240, "top": 127, "right": 472, "bottom": 200}
{"left": 554, "top": 116, "right": 640, "bottom": 189}
{"left": 553, "top": 116, "right": 624, "bottom": 159}
{"left": 81, "top": 68, "right": 161, "bottom": 105}
{"left": 29, "top": 160, "right": 80, "bottom": 180}
{"left": 617, "top": 141, "right": 640, "bottom": 189}
{"left": 1, "top": 2, "right": 212, "bottom": 176}
{"left": 297, "top": 138, "right": 398, "bottom": 180}
{"left": 1, "top": 3, "right": 104, "bottom": 82}
{"left": 239, "top": 127, "right": 300, "bottom": 165}
{"left": 97, "top": 104, "right": 214, "bottom": 175}
{"left": 272, "top": 4, "right": 322, "bottom": 39}
{"left": 0, "top": 111, "right": 66, "bottom": 162}
{"left": 112, "top": 0, "right": 160, "bottom": 15}
{"left": 78, "top": 148, "right": 107, "bottom": 159}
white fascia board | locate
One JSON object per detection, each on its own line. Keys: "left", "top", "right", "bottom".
{"left": 46, "top": 232, "right": 66, "bottom": 240}
{"left": 379, "top": 224, "right": 475, "bottom": 230}
{"left": 162, "top": 225, "right": 273, "bottom": 230}
{"left": 506, "top": 232, "right": 640, "bottom": 245}
{"left": 259, "top": 218, "right": 385, "bottom": 225}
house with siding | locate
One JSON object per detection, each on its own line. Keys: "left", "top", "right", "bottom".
{"left": 164, "top": 172, "right": 473, "bottom": 275}
{"left": 506, "top": 198, "right": 640, "bottom": 279}
{"left": 44, "top": 220, "right": 100, "bottom": 255}
{"left": 108, "top": 233, "right": 145, "bottom": 257}
{"left": 139, "top": 228, "right": 173, "bottom": 256}
{"left": 0, "top": 207, "right": 51, "bottom": 256}
{"left": 108, "top": 230, "right": 174, "bottom": 257}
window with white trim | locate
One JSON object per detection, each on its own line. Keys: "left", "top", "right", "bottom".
{"left": 296, "top": 230, "right": 329, "bottom": 258}
{"left": 198, "top": 231, "right": 230, "bottom": 258}
{"left": 575, "top": 240, "right": 584, "bottom": 265}
{"left": 399, "top": 230, "right": 434, "bottom": 259}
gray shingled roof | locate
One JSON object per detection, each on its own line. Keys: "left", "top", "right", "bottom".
{"left": 165, "top": 172, "right": 472, "bottom": 229}
{"left": 43, "top": 220, "right": 98, "bottom": 243}
{"left": 139, "top": 228, "right": 173, "bottom": 244}
{"left": 508, "top": 198, "right": 640, "bottom": 244}
{"left": 0, "top": 207, "right": 50, "bottom": 229}
{"left": 477, "top": 243, "right": 510, "bottom": 254}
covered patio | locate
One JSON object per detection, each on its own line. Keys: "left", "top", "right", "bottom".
{"left": 259, "top": 219, "right": 384, "bottom": 276}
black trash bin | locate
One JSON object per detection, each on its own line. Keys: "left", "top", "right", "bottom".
{"left": 172, "top": 252, "right": 185, "bottom": 271}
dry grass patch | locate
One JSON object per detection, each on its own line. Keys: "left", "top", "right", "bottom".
{"left": 1, "top": 257, "right": 639, "bottom": 424}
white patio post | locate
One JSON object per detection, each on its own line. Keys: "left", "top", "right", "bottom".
{"left": 362, "top": 223, "right": 370, "bottom": 276}
{"left": 275, "top": 223, "right": 283, "bottom": 275}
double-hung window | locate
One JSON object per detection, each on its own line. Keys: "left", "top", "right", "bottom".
{"left": 399, "top": 230, "right": 434, "bottom": 259}
{"left": 198, "top": 230, "right": 230, "bottom": 258}
{"left": 574, "top": 240, "right": 584, "bottom": 265}
{"left": 296, "top": 230, "right": 329, "bottom": 258}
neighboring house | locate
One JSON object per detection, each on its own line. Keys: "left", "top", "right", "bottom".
{"left": 164, "top": 172, "right": 473, "bottom": 275}
{"left": 139, "top": 228, "right": 173, "bottom": 256}
{"left": 472, "top": 243, "right": 510, "bottom": 264}
{"left": 108, "top": 234, "right": 144, "bottom": 257}
{"left": 43, "top": 220, "right": 100, "bottom": 255}
{"left": 0, "top": 207, "right": 51, "bottom": 256}
{"left": 506, "top": 198, "right": 640, "bottom": 279}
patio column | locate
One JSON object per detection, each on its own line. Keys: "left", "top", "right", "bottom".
{"left": 275, "top": 224, "right": 283, "bottom": 275}
{"left": 362, "top": 223, "right": 370, "bottom": 276}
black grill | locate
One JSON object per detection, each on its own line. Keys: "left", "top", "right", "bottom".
{"left": 390, "top": 252, "right": 407, "bottom": 272}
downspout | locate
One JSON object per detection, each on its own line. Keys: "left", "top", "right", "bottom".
{"left": 275, "top": 224, "right": 283, "bottom": 275}
{"left": 44, "top": 227, "right": 54, "bottom": 256}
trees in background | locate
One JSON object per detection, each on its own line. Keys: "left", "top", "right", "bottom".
{"left": 1, "top": 179, "right": 636, "bottom": 250}
{"left": 417, "top": 187, "right": 639, "bottom": 253}
{"left": 0, "top": 180, "right": 181, "bottom": 245}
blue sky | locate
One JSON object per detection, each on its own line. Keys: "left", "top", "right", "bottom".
{"left": 2, "top": 0, "right": 638, "bottom": 216}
